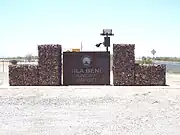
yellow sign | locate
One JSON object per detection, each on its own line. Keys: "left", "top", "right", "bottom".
{"left": 72, "top": 49, "right": 80, "bottom": 52}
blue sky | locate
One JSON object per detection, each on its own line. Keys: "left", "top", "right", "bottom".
{"left": 0, "top": 0, "right": 180, "bottom": 57}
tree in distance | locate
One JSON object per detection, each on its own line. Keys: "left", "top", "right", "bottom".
{"left": 25, "top": 54, "right": 33, "bottom": 62}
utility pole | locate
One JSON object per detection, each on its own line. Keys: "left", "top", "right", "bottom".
{"left": 81, "top": 41, "right": 83, "bottom": 51}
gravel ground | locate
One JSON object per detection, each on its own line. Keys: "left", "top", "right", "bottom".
{"left": 0, "top": 85, "right": 180, "bottom": 135}
{"left": 0, "top": 70, "right": 180, "bottom": 134}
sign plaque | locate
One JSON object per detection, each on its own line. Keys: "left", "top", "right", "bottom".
{"left": 63, "top": 52, "right": 110, "bottom": 85}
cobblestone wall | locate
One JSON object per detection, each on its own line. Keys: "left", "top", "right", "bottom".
{"left": 9, "top": 43, "right": 166, "bottom": 86}
{"left": 38, "top": 44, "right": 62, "bottom": 86}
{"left": 134, "top": 64, "right": 166, "bottom": 86}
{"left": 9, "top": 65, "right": 39, "bottom": 86}
{"left": 113, "top": 44, "right": 135, "bottom": 86}
{"left": 150, "top": 64, "right": 166, "bottom": 86}
{"left": 9, "top": 44, "right": 62, "bottom": 86}
{"left": 113, "top": 44, "right": 166, "bottom": 86}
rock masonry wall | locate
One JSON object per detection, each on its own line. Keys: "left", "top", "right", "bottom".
{"left": 150, "top": 64, "right": 166, "bottom": 86}
{"left": 9, "top": 44, "right": 62, "bottom": 86}
{"left": 9, "top": 65, "right": 39, "bottom": 86}
{"left": 9, "top": 43, "right": 166, "bottom": 86}
{"left": 113, "top": 44, "right": 135, "bottom": 86}
{"left": 38, "top": 45, "right": 62, "bottom": 86}
{"left": 134, "top": 64, "right": 166, "bottom": 86}
{"left": 113, "top": 44, "right": 166, "bottom": 86}
{"left": 134, "top": 63, "right": 151, "bottom": 86}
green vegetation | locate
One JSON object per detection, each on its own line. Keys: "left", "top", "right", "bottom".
{"left": 154, "top": 57, "right": 180, "bottom": 62}
{"left": 136, "top": 57, "right": 153, "bottom": 64}
{"left": 135, "top": 57, "right": 180, "bottom": 64}
{"left": 0, "top": 55, "right": 38, "bottom": 62}
{"left": 1, "top": 55, "right": 180, "bottom": 63}
{"left": 167, "top": 71, "right": 180, "bottom": 74}
{"left": 10, "top": 60, "right": 17, "bottom": 65}
{"left": 0, "top": 55, "right": 38, "bottom": 60}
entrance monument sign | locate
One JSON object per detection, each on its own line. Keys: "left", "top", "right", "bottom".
{"left": 63, "top": 52, "right": 110, "bottom": 85}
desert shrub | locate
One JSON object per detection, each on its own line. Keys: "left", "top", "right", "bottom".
{"left": 136, "top": 57, "right": 153, "bottom": 64}
{"left": 10, "top": 60, "right": 18, "bottom": 65}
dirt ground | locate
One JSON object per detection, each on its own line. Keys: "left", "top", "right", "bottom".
{"left": 0, "top": 73, "right": 180, "bottom": 135}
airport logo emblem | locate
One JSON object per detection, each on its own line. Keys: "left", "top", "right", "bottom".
{"left": 82, "top": 55, "right": 92, "bottom": 66}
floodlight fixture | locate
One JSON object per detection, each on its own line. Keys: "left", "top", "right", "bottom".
{"left": 95, "top": 42, "right": 103, "bottom": 47}
{"left": 104, "top": 37, "right": 110, "bottom": 47}
{"left": 100, "top": 29, "right": 114, "bottom": 36}
{"left": 99, "top": 29, "right": 114, "bottom": 52}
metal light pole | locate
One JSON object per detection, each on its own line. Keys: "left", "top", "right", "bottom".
{"left": 100, "top": 29, "right": 114, "bottom": 52}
